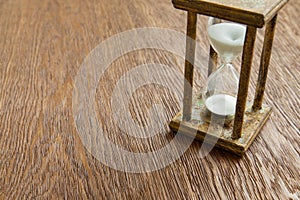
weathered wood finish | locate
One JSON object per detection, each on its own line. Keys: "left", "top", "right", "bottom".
{"left": 253, "top": 15, "right": 278, "bottom": 111}
{"left": 172, "top": 0, "right": 289, "bottom": 27}
{"left": 232, "top": 26, "right": 257, "bottom": 139}
{"left": 0, "top": 0, "right": 299, "bottom": 199}
{"left": 183, "top": 11, "right": 197, "bottom": 121}
{"left": 170, "top": 96, "right": 272, "bottom": 155}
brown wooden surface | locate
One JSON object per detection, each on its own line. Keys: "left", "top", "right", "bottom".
{"left": 0, "top": 0, "right": 299, "bottom": 199}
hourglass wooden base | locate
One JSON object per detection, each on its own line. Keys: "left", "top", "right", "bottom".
{"left": 169, "top": 95, "right": 272, "bottom": 156}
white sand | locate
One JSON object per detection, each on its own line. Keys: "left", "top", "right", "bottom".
{"left": 205, "top": 94, "right": 237, "bottom": 116}
{"left": 208, "top": 23, "right": 246, "bottom": 61}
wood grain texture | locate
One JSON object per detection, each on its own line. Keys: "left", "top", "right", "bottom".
{"left": 0, "top": 0, "right": 299, "bottom": 199}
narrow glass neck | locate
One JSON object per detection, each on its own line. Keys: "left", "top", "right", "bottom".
{"left": 221, "top": 55, "right": 235, "bottom": 64}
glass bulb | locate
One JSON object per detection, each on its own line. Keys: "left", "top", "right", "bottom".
{"left": 203, "top": 17, "right": 247, "bottom": 117}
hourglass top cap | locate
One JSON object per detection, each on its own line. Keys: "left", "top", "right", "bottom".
{"left": 172, "top": 0, "right": 289, "bottom": 28}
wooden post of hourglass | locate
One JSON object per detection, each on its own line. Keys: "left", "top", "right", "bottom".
{"left": 231, "top": 26, "right": 257, "bottom": 139}
{"left": 184, "top": 15, "right": 218, "bottom": 120}
{"left": 182, "top": 11, "right": 197, "bottom": 121}
{"left": 208, "top": 18, "right": 220, "bottom": 76}
{"left": 233, "top": 14, "right": 278, "bottom": 138}
{"left": 253, "top": 15, "right": 278, "bottom": 111}
{"left": 208, "top": 47, "right": 218, "bottom": 76}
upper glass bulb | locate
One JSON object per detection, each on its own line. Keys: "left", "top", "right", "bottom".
{"left": 207, "top": 17, "right": 246, "bottom": 63}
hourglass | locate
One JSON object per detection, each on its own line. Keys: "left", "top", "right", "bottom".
{"left": 202, "top": 18, "right": 246, "bottom": 118}
{"left": 169, "top": 0, "right": 288, "bottom": 155}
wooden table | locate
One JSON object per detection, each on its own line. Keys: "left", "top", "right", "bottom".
{"left": 0, "top": 0, "right": 299, "bottom": 199}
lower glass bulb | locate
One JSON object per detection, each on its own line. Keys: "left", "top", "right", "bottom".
{"left": 202, "top": 63, "right": 239, "bottom": 117}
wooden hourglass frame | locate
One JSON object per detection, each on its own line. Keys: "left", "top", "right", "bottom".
{"left": 169, "top": 0, "right": 289, "bottom": 155}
